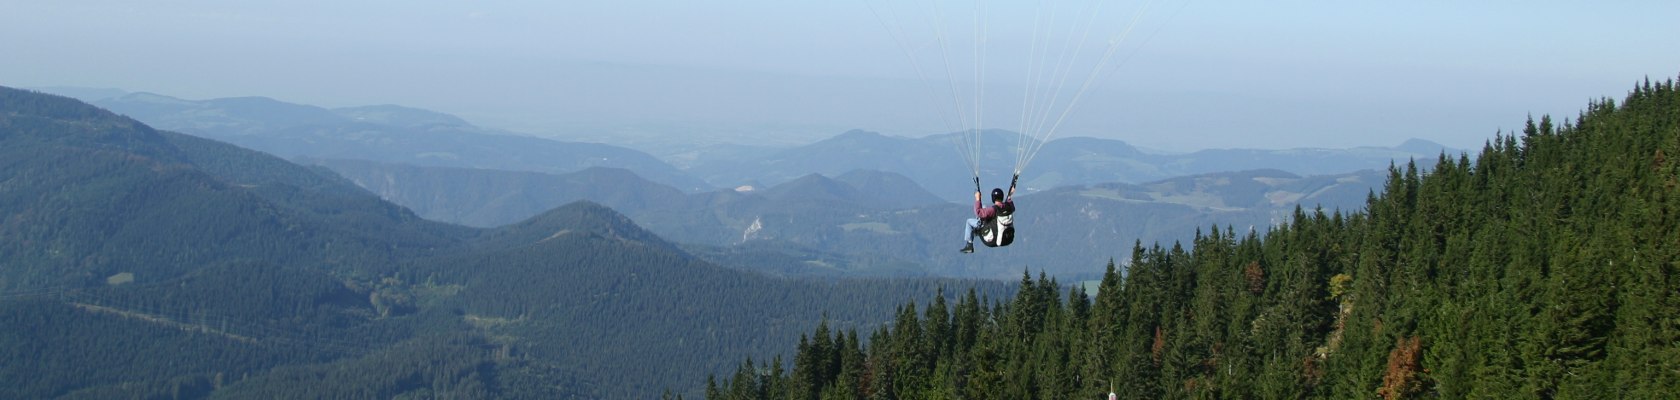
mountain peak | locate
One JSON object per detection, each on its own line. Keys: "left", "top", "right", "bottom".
{"left": 834, "top": 169, "right": 948, "bottom": 208}
{"left": 760, "top": 173, "right": 859, "bottom": 203}
{"left": 486, "top": 201, "right": 680, "bottom": 253}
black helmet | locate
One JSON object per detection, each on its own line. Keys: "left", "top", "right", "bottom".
{"left": 991, "top": 188, "right": 1005, "bottom": 202}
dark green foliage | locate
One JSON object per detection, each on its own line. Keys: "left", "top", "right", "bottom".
{"left": 209, "top": 333, "right": 594, "bottom": 399}
{"left": 709, "top": 77, "right": 1680, "bottom": 398}
{"left": 0, "top": 297, "right": 297, "bottom": 399}
{"left": 0, "top": 87, "right": 464, "bottom": 291}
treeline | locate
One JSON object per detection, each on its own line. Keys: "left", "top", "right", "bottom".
{"left": 708, "top": 78, "right": 1680, "bottom": 398}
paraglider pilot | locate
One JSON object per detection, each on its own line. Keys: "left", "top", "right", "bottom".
{"left": 961, "top": 175, "right": 1016, "bottom": 253}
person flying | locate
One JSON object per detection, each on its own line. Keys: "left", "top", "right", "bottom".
{"left": 961, "top": 176, "right": 1016, "bottom": 253}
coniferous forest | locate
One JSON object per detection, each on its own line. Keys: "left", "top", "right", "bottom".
{"left": 707, "top": 79, "right": 1680, "bottom": 399}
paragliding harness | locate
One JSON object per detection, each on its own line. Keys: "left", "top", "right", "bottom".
{"left": 972, "top": 176, "right": 1017, "bottom": 248}
{"left": 975, "top": 204, "right": 1015, "bottom": 247}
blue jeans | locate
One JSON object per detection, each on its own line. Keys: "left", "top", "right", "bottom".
{"left": 965, "top": 218, "right": 980, "bottom": 244}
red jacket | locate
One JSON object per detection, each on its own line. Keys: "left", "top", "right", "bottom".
{"left": 974, "top": 199, "right": 1014, "bottom": 221}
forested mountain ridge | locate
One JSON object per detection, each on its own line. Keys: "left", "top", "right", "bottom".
{"left": 0, "top": 87, "right": 1015, "bottom": 398}
{"left": 709, "top": 78, "right": 1680, "bottom": 398}
{"left": 0, "top": 86, "right": 464, "bottom": 290}
{"left": 81, "top": 90, "right": 713, "bottom": 192}
{"left": 1, "top": 86, "right": 489, "bottom": 397}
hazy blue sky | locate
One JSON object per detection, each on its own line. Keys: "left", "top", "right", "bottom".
{"left": 5, "top": 0, "right": 1679, "bottom": 151}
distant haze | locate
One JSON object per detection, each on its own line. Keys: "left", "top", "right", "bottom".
{"left": 6, "top": 1, "right": 1678, "bottom": 151}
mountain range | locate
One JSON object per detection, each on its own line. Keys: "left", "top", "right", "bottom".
{"left": 0, "top": 87, "right": 1013, "bottom": 398}
{"left": 40, "top": 87, "right": 1455, "bottom": 203}
{"left": 24, "top": 86, "right": 1436, "bottom": 281}
{"left": 684, "top": 129, "right": 1456, "bottom": 202}
{"left": 320, "top": 156, "right": 1383, "bottom": 279}
{"left": 72, "top": 90, "right": 713, "bottom": 192}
